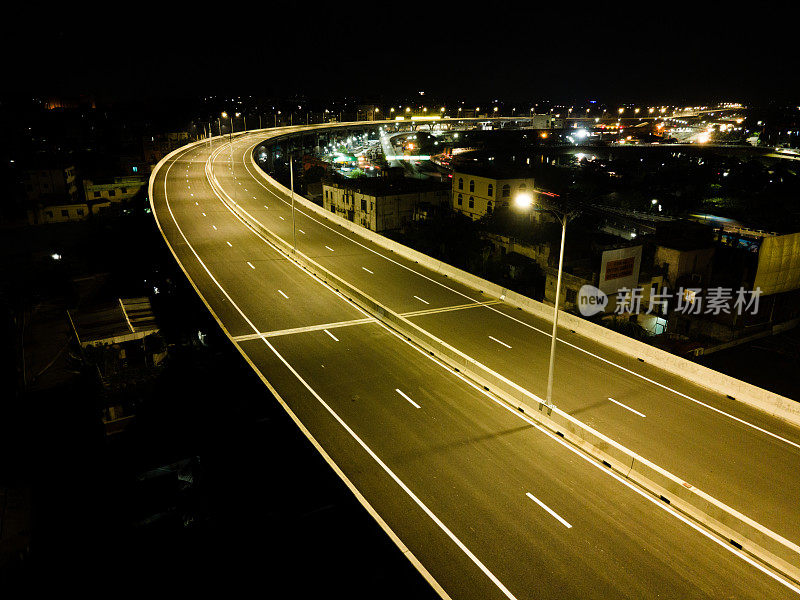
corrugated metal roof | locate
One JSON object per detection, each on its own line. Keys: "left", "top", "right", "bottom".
{"left": 70, "top": 297, "right": 158, "bottom": 346}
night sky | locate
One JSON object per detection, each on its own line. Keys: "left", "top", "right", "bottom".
{"left": 5, "top": 4, "right": 799, "bottom": 104}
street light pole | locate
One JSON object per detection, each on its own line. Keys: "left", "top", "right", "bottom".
{"left": 546, "top": 214, "right": 568, "bottom": 407}
{"left": 513, "top": 192, "right": 575, "bottom": 410}
{"left": 289, "top": 155, "right": 296, "bottom": 252}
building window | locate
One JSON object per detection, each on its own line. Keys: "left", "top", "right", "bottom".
{"left": 487, "top": 183, "right": 493, "bottom": 197}
{"left": 518, "top": 183, "right": 527, "bottom": 192}
{"left": 457, "top": 193, "right": 463, "bottom": 206}
{"left": 361, "top": 199, "right": 367, "bottom": 211}
{"left": 93, "top": 191, "right": 100, "bottom": 198}
{"left": 61, "top": 210, "right": 69, "bottom": 217}
{"left": 469, "top": 180, "right": 475, "bottom": 192}
{"left": 468, "top": 196, "right": 474, "bottom": 209}
{"left": 502, "top": 184, "right": 510, "bottom": 198}
{"left": 108, "top": 190, "right": 116, "bottom": 197}
{"left": 77, "top": 208, "right": 84, "bottom": 216}
{"left": 487, "top": 201, "right": 493, "bottom": 213}
{"left": 458, "top": 178, "right": 463, "bottom": 190}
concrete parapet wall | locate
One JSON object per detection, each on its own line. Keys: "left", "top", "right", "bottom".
{"left": 236, "top": 144, "right": 800, "bottom": 581}
{"left": 249, "top": 143, "right": 800, "bottom": 428}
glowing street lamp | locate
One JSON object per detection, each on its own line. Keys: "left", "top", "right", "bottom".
{"left": 514, "top": 192, "right": 533, "bottom": 209}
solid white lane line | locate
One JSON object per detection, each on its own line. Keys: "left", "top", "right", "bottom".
{"left": 325, "top": 245, "right": 334, "bottom": 252}
{"left": 201, "top": 212, "right": 206, "bottom": 217}
{"left": 212, "top": 225, "right": 217, "bottom": 230}
{"left": 362, "top": 267, "right": 374, "bottom": 274}
{"left": 278, "top": 289, "right": 289, "bottom": 299}
{"left": 402, "top": 300, "right": 503, "bottom": 319}
{"left": 195, "top": 202, "right": 199, "bottom": 205}
{"left": 226, "top": 241, "right": 232, "bottom": 247}
{"left": 608, "top": 397, "right": 646, "bottom": 418}
{"left": 247, "top": 261, "right": 255, "bottom": 269}
{"left": 324, "top": 329, "right": 340, "bottom": 342}
{"left": 279, "top": 216, "right": 285, "bottom": 220}
{"left": 526, "top": 493, "right": 572, "bottom": 528}
{"left": 413, "top": 296, "right": 429, "bottom": 305}
{"left": 264, "top": 205, "right": 269, "bottom": 209}
{"left": 298, "top": 229, "right": 305, "bottom": 234}
{"left": 489, "top": 336, "right": 512, "bottom": 349}
{"left": 263, "top": 334, "right": 516, "bottom": 600}
{"left": 232, "top": 318, "right": 375, "bottom": 341}
{"left": 396, "top": 389, "right": 421, "bottom": 409}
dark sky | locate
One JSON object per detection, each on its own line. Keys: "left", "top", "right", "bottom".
{"left": 5, "top": 3, "right": 799, "bottom": 105}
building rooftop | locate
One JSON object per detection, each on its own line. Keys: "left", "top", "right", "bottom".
{"left": 323, "top": 176, "right": 450, "bottom": 196}
{"left": 451, "top": 160, "right": 536, "bottom": 181}
{"left": 69, "top": 297, "right": 158, "bottom": 347}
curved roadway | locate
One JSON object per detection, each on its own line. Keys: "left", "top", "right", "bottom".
{"left": 150, "top": 125, "right": 800, "bottom": 599}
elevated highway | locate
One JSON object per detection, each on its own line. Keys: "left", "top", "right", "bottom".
{"left": 150, "top": 123, "right": 799, "bottom": 599}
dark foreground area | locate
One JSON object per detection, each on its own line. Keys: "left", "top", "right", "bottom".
{"left": 0, "top": 206, "right": 436, "bottom": 597}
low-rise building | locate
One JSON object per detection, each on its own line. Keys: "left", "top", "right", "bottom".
{"left": 23, "top": 163, "right": 87, "bottom": 224}
{"left": 654, "top": 241, "right": 715, "bottom": 290}
{"left": 322, "top": 177, "right": 450, "bottom": 232}
{"left": 68, "top": 297, "right": 166, "bottom": 436}
{"left": 22, "top": 163, "right": 79, "bottom": 204}
{"left": 530, "top": 114, "right": 564, "bottom": 129}
{"left": 32, "top": 202, "right": 91, "bottom": 224}
{"left": 451, "top": 165, "right": 535, "bottom": 221}
{"left": 83, "top": 175, "right": 146, "bottom": 204}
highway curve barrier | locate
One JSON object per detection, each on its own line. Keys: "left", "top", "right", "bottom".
{"left": 152, "top": 128, "right": 800, "bottom": 586}
{"left": 251, "top": 129, "right": 800, "bottom": 430}
{"left": 199, "top": 130, "right": 799, "bottom": 584}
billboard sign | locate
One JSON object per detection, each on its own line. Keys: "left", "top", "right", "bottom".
{"left": 752, "top": 232, "right": 800, "bottom": 296}
{"left": 598, "top": 245, "right": 642, "bottom": 295}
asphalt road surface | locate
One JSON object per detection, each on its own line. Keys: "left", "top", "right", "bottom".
{"left": 150, "top": 127, "right": 800, "bottom": 599}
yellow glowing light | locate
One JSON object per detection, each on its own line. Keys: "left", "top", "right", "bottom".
{"left": 514, "top": 193, "right": 533, "bottom": 209}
